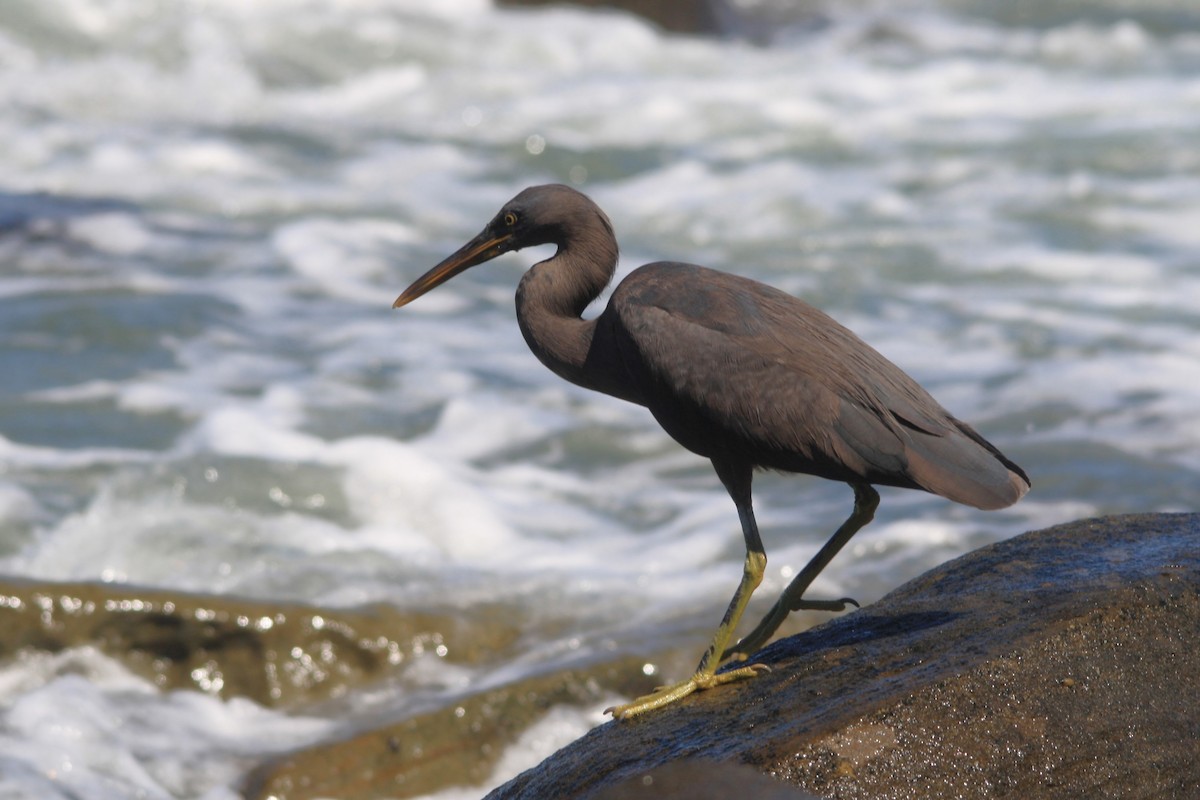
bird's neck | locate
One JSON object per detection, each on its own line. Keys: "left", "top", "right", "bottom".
{"left": 515, "top": 234, "right": 617, "bottom": 393}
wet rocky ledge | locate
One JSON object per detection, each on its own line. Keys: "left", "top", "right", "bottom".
{"left": 0, "top": 576, "right": 529, "bottom": 710}
{"left": 1, "top": 512, "right": 1196, "bottom": 799}
{"left": 493, "top": 513, "right": 1200, "bottom": 800}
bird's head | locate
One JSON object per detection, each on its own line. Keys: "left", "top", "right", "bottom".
{"left": 392, "top": 184, "right": 611, "bottom": 309}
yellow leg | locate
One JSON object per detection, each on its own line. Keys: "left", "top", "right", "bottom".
{"left": 723, "top": 482, "right": 878, "bottom": 663}
{"left": 606, "top": 546, "right": 769, "bottom": 719}
{"left": 606, "top": 461, "right": 771, "bottom": 720}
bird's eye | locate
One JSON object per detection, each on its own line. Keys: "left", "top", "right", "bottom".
{"left": 504, "top": 212, "right": 518, "bottom": 227}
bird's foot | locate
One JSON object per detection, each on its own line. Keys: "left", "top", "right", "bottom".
{"left": 605, "top": 662, "right": 770, "bottom": 719}
{"left": 720, "top": 596, "right": 860, "bottom": 665}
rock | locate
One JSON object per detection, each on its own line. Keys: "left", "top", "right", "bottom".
{"left": 594, "top": 761, "right": 824, "bottom": 799}
{"left": 242, "top": 655, "right": 661, "bottom": 800}
{"left": 0, "top": 578, "right": 664, "bottom": 800}
{"left": 0, "top": 577, "right": 524, "bottom": 707}
{"left": 497, "top": 0, "right": 723, "bottom": 35}
{"left": 488, "top": 513, "right": 1200, "bottom": 799}
{"left": 494, "top": 0, "right": 830, "bottom": 40}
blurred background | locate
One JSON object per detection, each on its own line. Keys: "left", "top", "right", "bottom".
{"left": 1, "top": 0, "right": 1197, "bottom": 797}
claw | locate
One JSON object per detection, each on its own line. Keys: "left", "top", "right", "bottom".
{"left": 606, "top": 662, "right": 770, "bottom": 719}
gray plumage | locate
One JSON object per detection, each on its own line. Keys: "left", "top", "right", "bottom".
{"left": 394, "top": 183, "right": 1029, "bottom": 718}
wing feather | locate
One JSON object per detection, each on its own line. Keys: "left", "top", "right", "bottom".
{"left": 604, "top": 262, "right": 1028, "bottom": 508}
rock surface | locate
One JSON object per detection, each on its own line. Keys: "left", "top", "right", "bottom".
{"left": 498, "top": 0, "right": 723, "bottom": 35}
{"left": 0, "top": 575, "right": 660, "bottom": 798}
{"left": 489, "top": 513, "right": 1200, "bottom": 799}
{"left": 242, "top": 655, "right": 657, "bottom": 800}
{"left": 0, "top": 577, "right": 524, "bottom": 708}
{"left": 594, "top": 761, "right": 823, "bottom": 800}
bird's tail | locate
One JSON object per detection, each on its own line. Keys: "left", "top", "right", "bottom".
{"left": 904, "top": 419, "right": 1030, "bottom": 510}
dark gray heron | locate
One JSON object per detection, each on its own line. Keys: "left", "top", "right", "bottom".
{"left": 393, "top": 184, "right": 1029, "bottom": 718}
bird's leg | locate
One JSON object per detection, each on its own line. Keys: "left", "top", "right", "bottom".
{"left": 606, "top": 463, "right": 770, "bottom": 719}
{"left": 723, "top": 482, "right": 879, "bottom": 663}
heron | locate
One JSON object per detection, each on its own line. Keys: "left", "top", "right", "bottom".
{"left": 393, "top": 184, "right": 1029, "bottom": 718}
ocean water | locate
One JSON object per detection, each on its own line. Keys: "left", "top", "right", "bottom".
{"left": 1, "top": 0, "right": 1198, "bottom": 796}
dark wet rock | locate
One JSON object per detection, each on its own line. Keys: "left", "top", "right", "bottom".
{"left": 0, "top": 577, "right": 666, "bottom": 800}
{"left": 498, "top": 0, "right": 723, "bottom": 35}
{"left": 488, "top": 513, "right": 1200, "bottom": 799}
{"left": 495, "top": 0, "right": 832, "bottom": 40}
{"left": 242, "top": 655, "right": 661, "bottom": 800}
{"left": 594, "top": 761, "right": 823, "bottom": 799}
{"left": 0, "top": 578, "right": 523, "bottom": 707}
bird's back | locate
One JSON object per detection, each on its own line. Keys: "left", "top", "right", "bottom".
{"left": 602, "top": 262, "right": 1029, "bottom": 510}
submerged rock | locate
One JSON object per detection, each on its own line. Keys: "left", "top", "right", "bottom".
{"left": 489, "top": 513, "right": 1200, "bottom": 799}
{"left": 242, "top": 654, "right": 660, "bottom": 800}
{"left": 0, "top": 576, "right": 662, "bottom": 798}
{"left": 0, "top": 577, "right": 523, "bottom": 708}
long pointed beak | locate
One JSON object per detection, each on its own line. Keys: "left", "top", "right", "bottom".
{"left": 393, "top": 229, "right": 514, "bottom": 309}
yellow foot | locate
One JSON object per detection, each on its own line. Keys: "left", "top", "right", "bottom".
{"left": 604, "top": 662, "right": 771, "bottom": 719}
